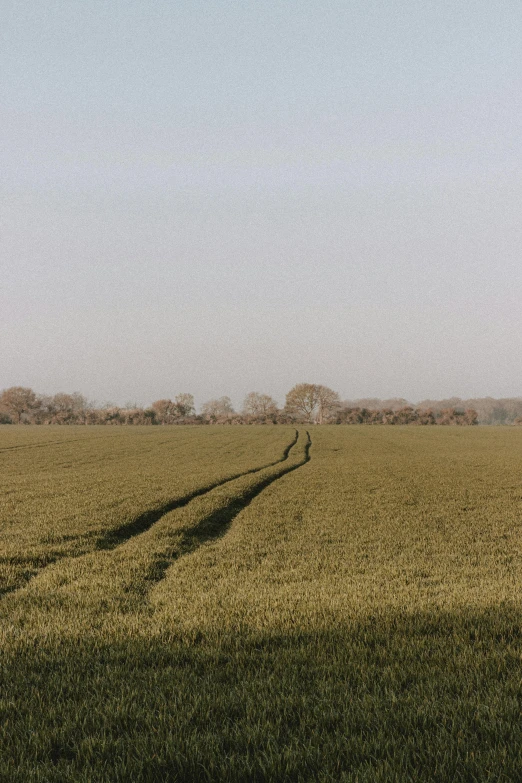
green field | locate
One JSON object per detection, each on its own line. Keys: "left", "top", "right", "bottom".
{"left": 2, "top": 425, "right": 522, "bottom": 781}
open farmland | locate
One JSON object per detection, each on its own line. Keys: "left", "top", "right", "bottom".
{"left": 2, "top": 426, "right": 522, "bottom": 781}
{"left": 0, "top": 426, "right": 297, "bottom": 594}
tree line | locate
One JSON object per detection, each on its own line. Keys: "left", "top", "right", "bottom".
{"left": 0, "top": 384, "right": 486, "bottom": 426}
{"left": 344, "top": 397, "right": 522, "bottom": 426}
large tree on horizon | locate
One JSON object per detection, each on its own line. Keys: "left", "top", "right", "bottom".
{"left": 285, "top": 383, "right": 340, "bottom": 424}
{"left": 0, "top": 386, "right": 39, "bottom": 424}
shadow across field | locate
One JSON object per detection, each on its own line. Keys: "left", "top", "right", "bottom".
{"left": 3, "top": 604, "right": 522, "bottom": 782}
{"left": 97, "top": 429, "right": 301, "bottom": 551}
{"left": 145, "top": 432, "right": 312, "bottom": 586}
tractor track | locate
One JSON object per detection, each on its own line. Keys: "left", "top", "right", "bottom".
{"left": 143, "top": 431, "right": 312, "bottom": 589}
{"left": 1, "top": 430, "right": 302, "bottom": 597}
{"left": 96, "top": 429, "right": 300, "bottom": 549}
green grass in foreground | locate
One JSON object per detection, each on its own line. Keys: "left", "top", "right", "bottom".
{"left": 2, "top": 426, "right": 522, "bottom": 781}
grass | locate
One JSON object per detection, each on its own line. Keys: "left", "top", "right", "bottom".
{"left": 0, "top": 425, "right": 296, "bottom": 593}
{"left": 1, "top": 425, "right": 522, "bottom": 781}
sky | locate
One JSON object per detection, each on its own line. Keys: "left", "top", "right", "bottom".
{"left": 2, "top": 0, "right": 522, "bottom": 409}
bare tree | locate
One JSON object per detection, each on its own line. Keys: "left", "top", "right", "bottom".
{"left": 174, "top": 393, "right": 195, "bottom": 418}
{"left": 285, "top": 383, "right": 318, "bottom": 423}
{"left": 315, "top": 385, "right": 341, "bottom": 424}
{"left": 242, "top": 392, "right": 278, "bottom": 418}
{"left": 151, "top": 399, "right": 177, "bottom": 424}
{"left": 201, "top": 396, "right": 234, "bottom": 422}
{"left": 47, "top": 392, "right": 87, "bottom": 424}
{"left": 0, "top": 387, "right": 39, "bottom": 423}
{"left": 285, "top": 383, "right": 340, "bottom": 423}
{"left": 152, "top": 394, "right": 195, "bottom": 423}
{"left": 98, "top": 406, "right": 124, "bottom": 425}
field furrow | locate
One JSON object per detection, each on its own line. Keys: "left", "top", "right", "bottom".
{"left": 2, "top": 431, "right": 311, "bottom": 620}
{"left": 0, "top": 426, "right": 297, "bottom": 593}
{"left": 2, "top": 426, "right": 522, "bottom": 782}
{"left": 95, "top": 429, "right": 300, "bottom": 550}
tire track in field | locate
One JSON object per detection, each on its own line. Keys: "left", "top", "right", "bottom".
{"left": 0, "top": 431, "right": 300, "bottom": 597}
{"left": 144, "top": 432, "right": 312, "bottom": 589}
{"left": 96, "top": 430, "right": 300, "bottom": 550}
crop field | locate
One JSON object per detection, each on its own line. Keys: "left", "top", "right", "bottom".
{"left": 2, "top": 425, "right": 522, "bottom": 782}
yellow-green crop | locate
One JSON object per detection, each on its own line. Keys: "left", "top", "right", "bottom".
{"left": 0, "top": 425, "right": 296, "bottom": 594}
{"left": 1, "top": 425, "right": 522, "bottom": 781}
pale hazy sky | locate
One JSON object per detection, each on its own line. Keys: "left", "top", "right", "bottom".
{"left": 2, "top": 1, "right": 522, "bottom": 408}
